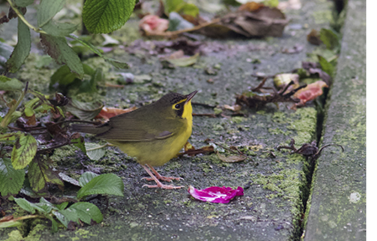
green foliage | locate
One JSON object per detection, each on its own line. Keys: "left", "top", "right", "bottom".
{"left": 2, "top": 172, "right": 122, "bottom": 231}
{"left": 37, "top": 0, "right": 66, "bottom": 28}
{"left": 168, "top": 12, "right": 194, "bottom": 31}
{"left": 165, "top": 0, "right": 199, "bottom": 17}
{"left": 83, "top": 0, "right": 136, "bottom": 33}
{"left": 79, "top": 171, "right": 99, "bottom": 187}
{"left": 0, "top": 158, "right": 25, "bottom": 196}
{"left": 68, "top": 34, "right": 129, "bottom": 69}
{"left": 40, "top": 34, "right": 84, "bottom": 78}
{"left": 5, "top": 19, "right": 31, "bottom": 73}
{"left": 14, "top": 0, "right": 34, "bottom": 7}
{"left": 320, "top": 28, "right": 340, "bottom": 52}
{"left": 11, "top": 133, "right": 37, "bottom": 170}
{"left": 0, "top": 76, "right": 24, "bottom": 91}
{"left": 318, "top": 55, "right": 335, "bottom": 77}
{"left": 66, "top": 99, "right": 104, "bottom": 120}
{"left": 77, "top": 173, "right": 124, "bottom": 200}
{"left": 28, "top": 158, "right": 64, "bottom": 192}
{"left": 84, "top": 143, "right": 106, "bottom": 161}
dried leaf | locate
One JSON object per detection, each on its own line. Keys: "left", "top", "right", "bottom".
{"left": 95, "top": 106, "right": 137, "bottom": 120}
{"left": 216, "top": 152, "right": 246, "bottom": 163}
{"left": 281, "top": 44, "right": 303, "bottom": 54}
{"left": 223, "top": 104, "right": 241, "bottom": 112}
{"left": 307, "top": 29, "right": 322, "bottom": 46}
{"left": 162, "top": 52, "right": 199, "bottom": 67}
{"left": 293, "top": 81, "right": 328, "bottom": 107}
{"left": 201, "top": 6, "right": 288, "bottom": 38}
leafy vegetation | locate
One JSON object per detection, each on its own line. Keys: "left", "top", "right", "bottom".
{"left": 0, "top": 0, "right": 136, "bottom": 232}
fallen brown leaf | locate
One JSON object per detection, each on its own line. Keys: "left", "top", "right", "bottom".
{"left": 95, "top": 106, "right": 138, "bottom": 120}
{"left": 307, "top": 29, "right": 322, "bottom": 45}
{"left": 217, "top": 152, "right": 247, "bottom": 163}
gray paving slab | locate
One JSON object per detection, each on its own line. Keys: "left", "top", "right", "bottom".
{"left": 304, "top": 0, "right": 366, "bottom": 240}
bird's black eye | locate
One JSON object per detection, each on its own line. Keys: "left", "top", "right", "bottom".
{"left": 175, "top": 104, "right": 181, "bottom": 109}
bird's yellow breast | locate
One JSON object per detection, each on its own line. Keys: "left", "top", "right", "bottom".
{"left": 112, "top": 101, "right": 193, "bottom": 166}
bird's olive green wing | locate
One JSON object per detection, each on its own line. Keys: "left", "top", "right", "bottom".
{"left": 95, "top": 107, "right": 181, "bottom": 141}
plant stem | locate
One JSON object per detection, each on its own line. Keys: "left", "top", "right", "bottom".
{"left": 0, "top": 83, "right": 28, "bottom": 129}
{"left": 6, "top": 0, "right": 47, "bottom": 34}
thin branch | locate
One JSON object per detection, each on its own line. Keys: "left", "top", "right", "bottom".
{"left": 6, "top": 0, "right": 47, "bottom": 34}
{"left": 144, "top": 18, "right": 221, "bottom": 38}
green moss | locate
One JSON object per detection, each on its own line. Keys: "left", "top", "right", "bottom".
{"left": 312, "top": 10, "right": 333, "bottom": 24}
{"left": 288, "top": 107, "right": 317, "bottom": 144}
{"left": 4, "top": 230, "right": 23, "bottom": 241}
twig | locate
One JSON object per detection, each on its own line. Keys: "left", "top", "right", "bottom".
{"left": 6, "top": 0, "right": 47, "bottom": 34}
{"left": 145, "top": 18, "right": 221, "bottom": 38}
{"left": 192, "top": 113, "right": 217, "bottom": 118}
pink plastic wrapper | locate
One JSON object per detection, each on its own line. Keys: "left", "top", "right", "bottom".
{"left": 188, "top": 185, "right": 244, "bottom": 203}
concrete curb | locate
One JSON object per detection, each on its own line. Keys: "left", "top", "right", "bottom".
{"left": 304, "top": 0, "right": 366, "bottom": 240}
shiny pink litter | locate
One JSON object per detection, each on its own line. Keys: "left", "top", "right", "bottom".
{"left": 188, "top": 185, "right": 244, "bottom": 203}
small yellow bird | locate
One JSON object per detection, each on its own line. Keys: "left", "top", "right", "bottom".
{"left": 72, "top": 91, "right": 197, "bottom": 189}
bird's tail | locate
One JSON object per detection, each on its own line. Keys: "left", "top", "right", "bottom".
{"left": 70, "top": 123, "right": 110, "bottom": 135}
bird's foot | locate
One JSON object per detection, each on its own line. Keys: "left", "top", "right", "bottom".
{"left": 142, "top": 176, "right": 183, "bottom": 182}
{"left": 142, "top": 184, "right": 184, "bottom": 189}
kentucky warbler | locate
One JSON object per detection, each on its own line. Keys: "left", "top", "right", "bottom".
{"left": 72, "top": 91, "right": 197, "bottom": 189}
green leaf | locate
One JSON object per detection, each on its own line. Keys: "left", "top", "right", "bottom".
{"left": 42, "top": 20, "right": 78, "bottom": 37}
{"left": 79, "top": 68, "right": 102, "bottom": 93}
{"left": 83, "top": 0, "right": 136, "bottom": 33}
{"left": 66, "top": 99, "right": 103, "bottom": 120}
{"left": 69, "top": 202, "right": 103, "bottom": 224}
{"left": 165, "top": 0, "right": 199, "bottom": 17}
{"left": 84, "top": 143, "right": 106, "bottom": 161}
{"left": 56, "top": 208, "right": 79, "bottom": 227}
{"left": 180, "top": 3, "right": 199, "bottom": 17}
{"left": 40, "top": 34, "right": 84, "bottom": 78}
{"left": 68, "top": 34, "right": 103, "bottom": 56}
{"left": 0, "top": 220, "right": 23, "bottom": 228}
{"left": 71, "top": 135, "right": 86, "bottom": 154}
{"left": 164, "top": 53, "right": 199, "bottom": 67}
{"left": 11, "top": 134, "right": 37, "bottom": 170}
{"left": 104, "top": 58, "right": 129, "bottom": 69}
{"left": 165, "top": 0, "right": 186, "bottom": 14}
{"left": 55, "top": 202, "right": 69, "bottom": 210}
{"left": 50, "top": 65, "right": 79, "bottom": 86}
{"left": 320, "top": 28, "right": 340, "bottom": 52}
{"left": 14, "top": 0, "right": 34, "bottom": 7}
{"left": 24, "top": 98, "right": 39, "bottom": 117}
{"left": 0, "top": 158, "right": 25, "bottom": 196}
{"left": 14, "top": 198, "right": 40, "bottom": 213}
{"left": 46, "top": 215, "right": 59, "bottom": 232}
{"left": 0, "top": 76, "right": 24, "bottom": 91}
{"left": 0, "top": 132, "right": 21, "bottom": 142}
{"left": 68, "top": 35, "right": 129, "bottom": 69}
{"left": 6, "top": 18, "right": 31, "bottom": 73}
{"left": 77, "top": 173, "right": 124, "bottom": 200}
{"left": 168, "top": 12, "right": 194, "bottom": 31}
{"left": 37, "top": 0, "right": 66, "bottom": 28}
{"left": 79, "top": 172, "right": 99, "bottom": 187}
{"left": 318, "top": 55, "right": 334, "bottom": 77}
{"left": 28, "top": 159, "right": 64, "bottom": 192}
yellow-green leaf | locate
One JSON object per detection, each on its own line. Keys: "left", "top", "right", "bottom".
{"left": 11, "top": 134, "right": 37, "bottom": 170}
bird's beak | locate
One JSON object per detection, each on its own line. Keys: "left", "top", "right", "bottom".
{"left": 185, "top": 90, "right": 198, "bottom": 104}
